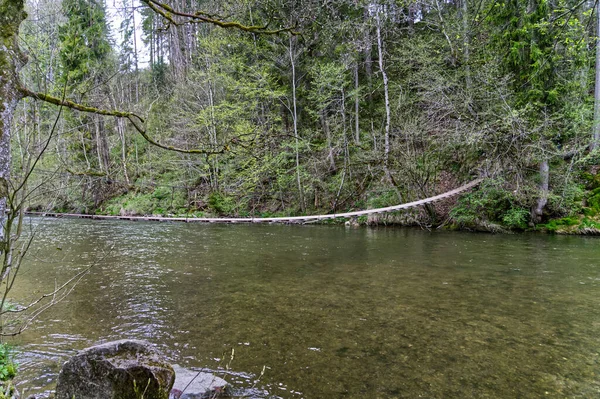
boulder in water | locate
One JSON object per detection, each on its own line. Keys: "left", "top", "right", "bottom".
{"left": 169, "top": 365, "right": 229, "bottom": 399}
{"left": 55, "top": 339, "right": 174, "bottom": 399}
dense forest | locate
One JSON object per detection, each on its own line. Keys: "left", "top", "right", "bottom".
{"left": 8, "top": 0, "right": 600, "bottom": 232}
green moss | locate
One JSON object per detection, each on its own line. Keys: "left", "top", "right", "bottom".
{"left": 580, "top": 217, "right": 600, "bottom": 229}
{"left": 0, "top": 0, "right": 26, "bottom": 39}
{"left": 0, "top": 178, "right": 7, "bottom": 199}
{"left": 541, "top": 216, "right": 580, "bottom": 232}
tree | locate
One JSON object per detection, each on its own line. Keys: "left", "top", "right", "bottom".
{"left": 0, "top": 0, "right": 28, "bottom": 235}
{"left": 487, "top": 0, "right": 590, "bottom": 222}
{"left": 593, "top": 0, "right": 600, "bottom": 151}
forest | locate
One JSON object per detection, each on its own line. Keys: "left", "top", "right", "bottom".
{"left": 2, "top": 1, "right": 600, "bottom": 397}
{"left": 5, "top": 0, "right": 600, "bottom": 233}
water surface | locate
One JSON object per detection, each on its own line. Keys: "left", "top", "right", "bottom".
{"left": 8, "top": 218, "right": 600, "bottom": 398}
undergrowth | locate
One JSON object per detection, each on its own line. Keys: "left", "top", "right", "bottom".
{"left": 0, "top": 343, "right": 16, "bottom": 399}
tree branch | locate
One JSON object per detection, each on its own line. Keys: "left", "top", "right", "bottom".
{"left": 141, "top": 0, "right": 299, "bottom": 35}
{"left": 19, "top": 86, "right": 144, "bottom": 121}
{"left": 19, "top": 87, "right": 232, "bottom": 155}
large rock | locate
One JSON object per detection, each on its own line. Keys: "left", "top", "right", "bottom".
{"left": 55, "top": 339, "right": 175, "bottom": 399}
{"left": 169, "top": 365, "right": 229, "bottom": 399}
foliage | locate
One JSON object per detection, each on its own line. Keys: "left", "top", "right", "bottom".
{"left": 99, "top": 186, "right": 187, "bottom": 216}
{"left": 502, "top": 207, "right": 530, "bottom": 230}
{"left": 581, "top": 187, "right": 600, "bottom": 217}
{"left": 587, "top": 187, "right": 600, "bottom": 209}
{"left": 545, "top": 172, "right": 585, "bottom": 217}
{"left": 541, "top": 216, "right": 580, "bottom": 232}
{"left": 58, "top": 0, "right": 112, "bottom": 91}
{"left": 580, "top": 172, "right": 600, "bottom": 190}
{"left": 450, "top": 180, "right": 512, "bottom": 225}
{"left": 368, "top": 190, "right": 400, "bottom": 209}
{"left": 10, "top": 0, "right": 600, "bottom": 231}
{"left": 208, "top": 192, "right": 237, "bottom": 215}
{"left": 579, "top": 217, "right": 600, "bottom": 231}
{"left": 0, "top": 344, "right": 16, "bottom": 382}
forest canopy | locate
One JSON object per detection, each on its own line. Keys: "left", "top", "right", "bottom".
{"left": 5, "top": 0, "right": 600, "bottom": 232}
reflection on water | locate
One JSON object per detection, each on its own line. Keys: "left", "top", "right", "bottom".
{"left": 7, "top": 218, "right": 600, "bottom": 398}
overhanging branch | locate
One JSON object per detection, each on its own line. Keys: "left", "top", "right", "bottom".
{"left": 19, "top": 87, "right": 231, "bottom": 155}
{"left": 141, "top": 0, "right": 298, "bottom": 35}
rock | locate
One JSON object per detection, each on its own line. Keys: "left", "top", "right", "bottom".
{"left": 55, "top": 339, "right": 174, "bottom": 399}
{"left": 169, "top": 365, "right": 229, "bottom": 399}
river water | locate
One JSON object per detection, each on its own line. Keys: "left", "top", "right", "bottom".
{"left": 6, "top": 218, "right": 600, "bottom": 398}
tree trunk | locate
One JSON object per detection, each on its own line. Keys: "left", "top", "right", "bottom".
{"left": 376, "top": 12, "right": 391, "bottom": 169}
{"left": 376, "top": 10, "right": 403, "bottom": 202}
{"left": 363, "top": 7, "right": 373, "bottom": 141}
{"left": 462, "top": 0, "right": 471, "bottom": 91}
{"left": 592, "top": 1, "right": 600, "bottom": 151}
{"left": 533, "top": 159, "right": 549, "bottom": 223}
{"left": 108, "top": 88, "right": 129, "bottom": 184}
{"left": 354, "top": 62, "right": 360, "bottom": 145}
{"left": 289, "top": 37, "right": 305, "bottom": 212}
{"left": 131, "top": 0, "right": 139, "bottom": 102}
{"left": 321, "top": 111, "right": 336, "bottom": 171}
{"left": 0, "top": 0, "right": 27, "bottom": 241}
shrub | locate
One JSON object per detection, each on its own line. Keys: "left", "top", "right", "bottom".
{"left": 587, "top": 187, "right": 600, "bottom": 210}
{"left": 502, "top": 207, "right": 530, "bottom": 230}
{"left": 208, "top": 192, "right": 236, "bottom": 214}
{"left": 0, "top": 344, "right": 16, "bottom": 382}
{"left": 450, "top": 178, "right": 515, "bottom": 226}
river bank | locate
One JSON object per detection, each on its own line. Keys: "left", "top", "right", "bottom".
{"left": 24, "top": 210, "right": 600, "bottom": 235}
{"left": 25, "top": 170, "right": 600, "bottom": 236}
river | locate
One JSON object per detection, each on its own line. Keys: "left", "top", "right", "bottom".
{"left": 6, "top": 218, "right": 600, "bottom": 398}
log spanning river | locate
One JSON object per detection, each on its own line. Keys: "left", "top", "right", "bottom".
{"left": 8, "top": 218, "right": 600, "bottom": 398}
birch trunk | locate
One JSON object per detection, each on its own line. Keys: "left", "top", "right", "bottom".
{"left": 131, "top": 0, "right": 139, "bottom": 102}
{"left": 354, "top": 62, "right": 360, "bottom": 145}
{"left": 364, "top": 7, "right": 374, "bottom": 140}
{"left": 462, "top": 0, "right": 471, "bottom": 91}
{"left": 289, "top": 37, "right": 305, "bottom": 212}
{"left": 376, "top": 10, "right": 403, "bottom": 202}
{"left": 376, "top": 12, "right": 390, "bottom": 168}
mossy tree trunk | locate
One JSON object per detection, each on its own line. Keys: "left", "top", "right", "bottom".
{"left": 0, "top": 0, "right": 27, "bottom": 240}
{"left": 592, "top": 0, "right": 600, "bottom": 151}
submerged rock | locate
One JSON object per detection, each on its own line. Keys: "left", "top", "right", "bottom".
{"left": 169, "top": 365, "right": 229, "bottom": 399}
{"left": 55, "top": 339, "right": 174, "bottom": 399}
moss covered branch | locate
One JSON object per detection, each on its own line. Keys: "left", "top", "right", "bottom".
{"left": 20, "top": 87, "right": 231, "bottom": 155}
{"left": 20, "top": 87, "right": 144, "bottom": 122}
{"left": 141, "top": 0, "right": 298, "bottom": 35}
